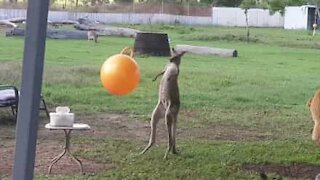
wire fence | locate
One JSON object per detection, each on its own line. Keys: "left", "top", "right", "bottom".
{"left": 0, "top": 2, "right": 212, "bottom": 17}
{"left": 0, "top": 2, "right": 284, "bottom": 27}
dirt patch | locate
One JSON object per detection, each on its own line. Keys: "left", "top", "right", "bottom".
{"left": 81, "top": 113, "right": 168, "bottom": 143}
{"left": 180, "top": 126, "right": 271, "bottom": 141}
{"left": 79, "top": 113, "right": 271, "bottom": 142}
{"left": 0, "top": 140, "right": 109, "bottom": 178}
{"left": 0, "top": 112, "right": 272, "bottom": 178}
{"left": 0, "top": 114, "right": 117, "bottom": 178}
{"left": 242, "top": 163, "right": 320, "bottom": 179}
{"left": 34, "top": 142, "right": 112, "bottom": 176}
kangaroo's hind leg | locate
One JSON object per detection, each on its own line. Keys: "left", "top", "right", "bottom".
{"left": 171, "top": 114, "right": 178, "bottom": 154}
{"left": 164, "top": 102, "right": 174, "bottom": 159}
{"left": 140, "top": 102, "right": 164, "bottom": 154}
{"left": 171, "top": 104, "right": 179, "bottom": 154}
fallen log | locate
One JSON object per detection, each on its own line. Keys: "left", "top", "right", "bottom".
{"left": 98, "top": 27, "right": 139, "bottom": 38}
{"left": 74, "top": 24, "right": 139, "bottom": 38}
{"left": 6, "top": 28, "right": 87, "bottom": 39}
{"left": 48, "top": 20, "right": 79, "bottom": 28}
{"left": 0, "top": 18, "right": 78, "bottom": 29}
{"left": 74, "top": 24, "right": 98, "bottom": 31}
{"left": 77, "top": 17, "right": 95, "bottom": 25}
{"left": 0, "top": 20, "right": 18, "bottom": 28}
{"left": 6, "top": 17, "right": 26, "bottom": 23}
{"left": 0, "top": 17, "right": 26, "bottom": 28}
{"left": 175, "top": 44, "right": 238, "bottom": 57}
{"left": 48, "top": 20, "right": 79, "bottom": 26}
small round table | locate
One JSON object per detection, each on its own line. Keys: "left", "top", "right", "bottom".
{"left": 45, "top": 123, "right": 91, "bottom": 174}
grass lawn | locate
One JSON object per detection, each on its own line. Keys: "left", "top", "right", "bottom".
{"left": 1, "top": 25, "right": 320, "bottom": 179}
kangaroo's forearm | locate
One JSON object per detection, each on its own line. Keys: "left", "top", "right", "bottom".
{"left": 153, "top": 71, "right": 165, "bottom": 81}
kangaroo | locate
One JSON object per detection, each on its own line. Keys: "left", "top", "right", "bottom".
{"left": 87, "top": 30, "right": 98, "bottom": 43}
{"left": 140, "top": 48, "right": 186, "bottom": 159}
{"left": 307, "top": 90, "right": 320, "bottom": 145}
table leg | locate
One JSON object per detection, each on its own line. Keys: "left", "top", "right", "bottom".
{"left": 48, "top": 149, "right": 66, "bottom": 174}
{"left": 50, "top": 149, "right": 66, "bottom": 163}
{"left": 66, "top": 148, "right": 83, "bottom": 174}
{"left": 48, "top": 129, "right": 84, "bottom": 175}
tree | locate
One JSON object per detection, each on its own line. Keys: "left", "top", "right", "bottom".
{"left": 240, "top": 0, "right": 256, "bottom": 42}
{"left": 202, "top": 0, "right": 243, "bottom": 7}
{"left": 267, "top": 0, "right": 313, "bottom": 15}
{"left": 267, "top": 0, "right": 306, "bottom": 15}
{"left": 268, "top": 0, "right": 287, "bottom": 15}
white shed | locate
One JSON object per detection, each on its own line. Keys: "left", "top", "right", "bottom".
{"left": 284, "top": 5, "right": 317, "bottom": 30}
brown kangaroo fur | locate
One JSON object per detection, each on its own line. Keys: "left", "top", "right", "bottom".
{"left": 307, "top": 90, "right": 320, "bottom": 145}
{"left": 87, "top": 31, "right": 98, "bottom": 43}
{"left": 140, "top": 48, "right": 186, "bottom": 159}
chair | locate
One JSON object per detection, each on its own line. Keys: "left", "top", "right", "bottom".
{"left": 0, "top": 85, "right": 49, "bottom": 119}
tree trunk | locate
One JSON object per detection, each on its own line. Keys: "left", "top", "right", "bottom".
{"left": 63, "top": 0, "right": 67, "bottom": 9}
{"left": 313, "top": 8, "right": 317, "bottom": 36}
{"left": 245, "top": 10, "right": 250, "bottom": 42}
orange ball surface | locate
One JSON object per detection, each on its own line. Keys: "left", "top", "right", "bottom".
{"left": 100, "top": 54, "right": 140, "bottom": 96}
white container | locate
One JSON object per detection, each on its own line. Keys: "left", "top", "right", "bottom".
{"left": 56, "top": 106, "right": 70, "bottom": 113}
{"left": 49, "top": 106, "right": 74, "bottom": 127}
{"left": 49, "top": 113, "right": 75, "bottom": 127}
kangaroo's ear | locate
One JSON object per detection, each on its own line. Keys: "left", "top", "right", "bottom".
{"left": 307, "top": 98, "right": 313, "bottom": 107}
{"left": 171, "top": 48, "right": 177, "bottom": 56}
{"left": 169, "top": 50, "right": 187, "bottom": 62}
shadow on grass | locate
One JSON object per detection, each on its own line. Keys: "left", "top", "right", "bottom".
{"left": 242, "top": 163, "right": 320, "bottom": 179}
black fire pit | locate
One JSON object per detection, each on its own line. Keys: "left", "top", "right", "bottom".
{"left": 134, "top": 32, "right": 171, "bottom": 56}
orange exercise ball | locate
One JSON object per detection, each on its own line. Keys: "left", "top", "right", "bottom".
{"left": 100, "top": 47, "right": 140, "bottom": 96}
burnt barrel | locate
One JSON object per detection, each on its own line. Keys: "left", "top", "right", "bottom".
{"left": 134, "top": 32, "right": 171, "bottom": 56}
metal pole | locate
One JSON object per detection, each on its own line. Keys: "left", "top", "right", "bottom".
{"left": 12, "top": 0, "right": 49, "bottom": 179}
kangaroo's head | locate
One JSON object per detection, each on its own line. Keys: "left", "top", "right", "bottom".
{"left": 170, "top": 48, "right": 186, "bottom": 66}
